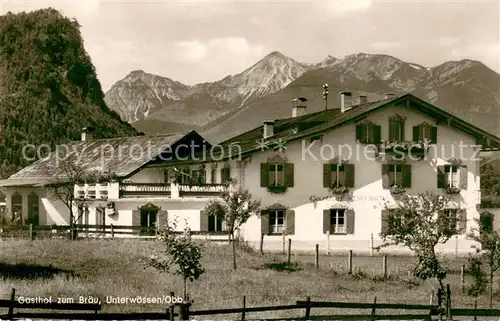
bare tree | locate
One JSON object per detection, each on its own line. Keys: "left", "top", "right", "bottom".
{"left": 204, "top": 179, "right": 260, "bottom": 269}
{"left": 46, "top": 155, "right": 118, "bottom": 240}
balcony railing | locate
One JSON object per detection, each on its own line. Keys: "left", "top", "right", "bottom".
{"left": 119, "top": 183, "right": 172, "bottom": 197}
{"left": 119, "top": 183, "right": 225, "bottom": 198}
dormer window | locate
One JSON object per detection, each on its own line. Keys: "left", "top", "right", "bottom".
{"left": 413, "top": 122, "right": 437, "bottom": 143}
{"left": 356, "top": 121, "right": 381, "bottom": 144}
{"left": 389, "top": 114, "right": 406, "bottom": 141}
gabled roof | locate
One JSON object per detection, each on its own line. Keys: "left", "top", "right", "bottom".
{"left": 146, "top": 93, "right": 500, "bottom": 167}
{"left": 0, "top": 131, "right": 200, "bottom": 187}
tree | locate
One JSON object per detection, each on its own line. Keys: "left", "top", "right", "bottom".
{"left": 466, "top": 217, "right": 500, "bottom": 308}
{"left": 377, "top": 191, "right": 463, "bottom": 293}
{"left": 46, "top": 155, "right": 118, "bottom": 240}
{"left": 145, "top": 221, "right": 204, "bottom": 300}
{"left": 204, "top": 179, "right": 261, "bottom": 270}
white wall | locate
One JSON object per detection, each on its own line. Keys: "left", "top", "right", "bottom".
{"left": 239, "top": 104, "right": 481, "bottom": 253}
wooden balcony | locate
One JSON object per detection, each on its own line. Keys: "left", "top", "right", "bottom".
{"left": 119, "top": 183, "right": 225, "bottom": 198}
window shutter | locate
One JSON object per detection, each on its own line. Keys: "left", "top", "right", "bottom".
{"left": 381, "top": 165, "right": 390, "bottom": 189}
{"left": 163, "top": 168, "right": 169, "bottom": 183}
{"left": 401, "top": 164, "right": 412, "bottom": 188}
{"left": 459, "top": 165, "right": 468, "bottom": 189}
{"left": 323, "top": 164, "right": 331, "bottom": 187}
{"left": 132, "top": 210, "right": 140, "bottom": 235}
{"left": 199, "top": 169, "right": 206, "bottom": 184}
{"left": 412, "top": 126, "right": 419, "bottom": 142}
{"left": 430, "top": 126, "right": 438, "bottom": 144}
{"left": 400, "top": 121, "right": 405, "bottom": 141}
{"left": 284, "top": 163, "right": 294, "bottom": 187}
{"left": 199, "top": 210, "right": 208, "bottom": 232}
{"left": 457, "top": 209, "right": 467, "bottom": 234}
{"left": 346, "top": 209, "right": 355, "bottom": 234}
{"left": 381, "top": 210, "right": 389, "bottom": 236}
{"left": 260, "top": 163, "right": 269, "bottom": 187}
{"left": 285, "top": 210, "right": 295, "bottom": 235}
{"left": 437, "top": 165, "right": 446, "bottom": 188}
{"left": 356, "top": 124, "right": 364, "bottom": 142}
{"left": 344, "top": 164, "right": 355, "bottom": 188}
{"left": 260, "top": 211, "right": 270, "bottom": 235}
{"left": 323, "top": 209, "right": 331, "bottom": 234}
{"left": 158, "top": 210, "right": 168, "bottom": 229}
{"left": 373, "top": 125, "right": 382, "bottom": 144}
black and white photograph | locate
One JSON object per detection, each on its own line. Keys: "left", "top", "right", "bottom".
{"left": 0, "top": 0, "right": 499, "bottom": 319}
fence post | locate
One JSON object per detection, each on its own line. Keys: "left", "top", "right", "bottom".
{"left": 382, "top": 255, "right": 387, "bottom": 279}
{"left": 370, "top": 296, "right": 377, "bottom": 321}
{"left": 241, "top": 295, "right": 246, "bottom": 321}
{"left": 259, "top": 234, "right": 264, "bottom": 255}
{"left": 473, "top": 298, "right": 477, "bottom": 321}
{"left": 8, "top": 288, "right": 15, "bottom": 318}
{"left": 168, "top": 291, "right": 175, "bottom": 321}
{"left": 304, "top": 296, "right": 311, "bottom": 320}
{"left": 111, "top": 224, "right": 114, "bottom": 239}
{"left": 282, "top": 230, "right": 286, "bottom": 255}
{"left": 370, "top": 233, "right": 374, "bottom": 256}
{"left": 287, "top": 238, "right": 292, "bottom": 265}
{"left": 348, "top": 250, "right": 353, "bottom": 274}
{"left": 429, "top": 291, "right": 434, "bottom": 320}
{"left": 326, "top": 231, "right": 330, "bottom": 256}
{"left": 460, "top": 265, "right": 465, "bottom": 294}
{"left": 315, "top": 244, "right": 319, "bottom": 269}
{"left": 446, "top": 284, "right": 451, "bottom": 320}
{"left": 29, "top": 224, "right": 34, "bottom": 241}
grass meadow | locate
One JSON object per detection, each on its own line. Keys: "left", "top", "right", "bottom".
{"left": 0, "top": 239, "right": 496, "bottom": 319}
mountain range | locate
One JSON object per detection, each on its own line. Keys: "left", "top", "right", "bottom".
{"left": 104, "top": 51, "right": 500, "bottom": 143}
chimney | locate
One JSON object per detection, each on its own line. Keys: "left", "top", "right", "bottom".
{"left": 340, "top": 92, "right": 352, "bottom": 112}
{"left": 263, "top": 121, "right": 274, "bottom": 139}
{"left": 81, "top": 127, "right": 94, "bottom": 141}
{"left": 358, "top": 95, "right": 368, "bottom": 105}
{"left": 292, "top": 96, "right": 308, "bottom": 117}
{"left": 384, "top": 93, "right": 395, "bottom": 99}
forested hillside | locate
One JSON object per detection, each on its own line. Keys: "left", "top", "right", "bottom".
{"left": 0, "top": 8, "right": 137, "bottom": 178}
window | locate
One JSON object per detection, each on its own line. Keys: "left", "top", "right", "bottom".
{"left": 210, "top": 168, "right": 216, "bottom": 184}
{"left": 444, "top": 165, "right": 459, "bottom": 187}
{"left": 221, "top": 167, "right": 231, "bottom": 183}
{"left": 27, "top": 193, "right": 39, "bottom": 225}
{"left": 163, "top": 168, "right": 169, "bottom": 183}
{"left": 356, "top": 122, "right": 381, "bottom": 144}
{"left": 140, "top": 208, "right": 157, "bottom": 235}
{"left": 191, "top": 168, "right": 205, "bottom": 184}
{"left": 11, "top": 193, "right": 22, "bottom": 223}
{"left": 269, "top": 210, "right": 285, "bottom": 233}
{"left": 413, "top": 123, "right": 437, "bottom": 143}
{"left": 96, "top": 207, "right": 105, "bottom": 232}
{"left": 269, "top": 164, "right": 284, "bottom": 186}
{"left": 388, "top": 165, "right": 403, "bottom": 186}
{"left": 441, "top": 209, "right": 459, "bottom": 230}
{"left": 330, "top": 209, "right": 346, "bottom": 234}
{"left": 389, "top": 115, "right": 406, "bottom": 141}
{"left": 208, "top": 215, "right": 223, "bottom": 232}
{"left": 330, "top": 164, "right": 346, "bottom": 187}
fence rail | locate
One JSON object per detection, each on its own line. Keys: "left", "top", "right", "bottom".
{"left": 0, "top": 287, "right": 496, "bottom": 320}
{"left": 0, "top": 224, "right": 231, "bottom": 241}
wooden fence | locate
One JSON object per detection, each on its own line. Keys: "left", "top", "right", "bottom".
{"left": 0, "top": 287, "right": 496, "bottom": 320}
{"left": 0, "top": 224, "right": 231, "bottom": 241}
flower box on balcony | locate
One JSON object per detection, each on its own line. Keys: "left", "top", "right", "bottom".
{"left": 379, "top": 140, "right": 430, "bottom": 155}
{"left": 444, "top": 185, "right": 461, "bottom": 194}
{"left": 390, "top": 185, "right": 406, "bottom": 195}
{"left": 330, "top": 186, "right": 349, "bottom": 195}
{"left": 267, "top": 185, "right": 287, "bottom": 194}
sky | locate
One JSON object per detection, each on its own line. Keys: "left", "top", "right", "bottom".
{"left": 1, "top": 0, "right": 499, "bottom": 91}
